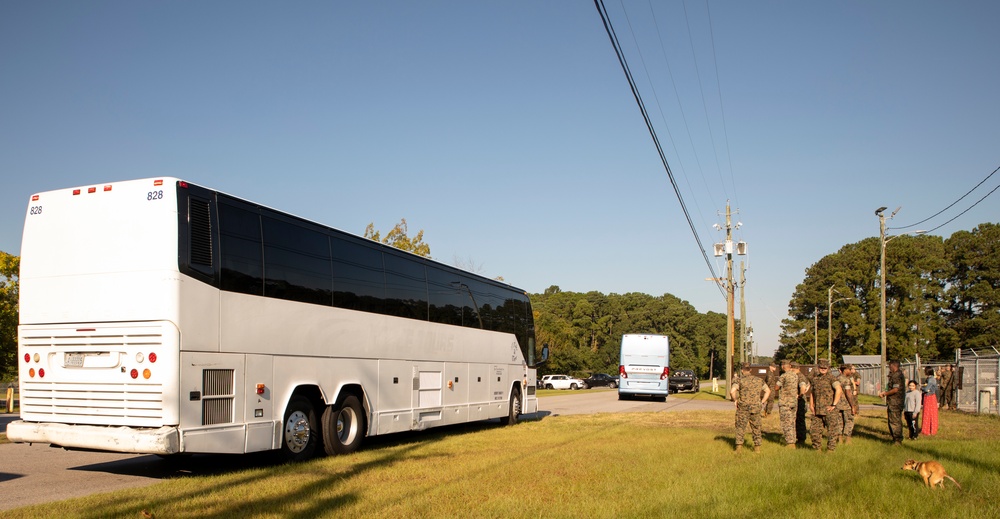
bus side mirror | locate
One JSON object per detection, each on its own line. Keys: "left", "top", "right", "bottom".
{"left": 539, "top": 345, "right": 549, "bottom": 364}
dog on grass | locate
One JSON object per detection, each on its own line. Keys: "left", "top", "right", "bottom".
{"left": 901, "top": 459, "right": 962, "bottom": 489}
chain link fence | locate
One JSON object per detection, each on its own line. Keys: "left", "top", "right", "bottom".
{"left": 855, "top": 348, "right": 1000, "bottom": 415}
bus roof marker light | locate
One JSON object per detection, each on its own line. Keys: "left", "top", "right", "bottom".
{"left": 73, "top": 189, "right": 81, "bottom": 195}
{"left": 154, "top": 179, "right": 163, "bottom": 186}
{"left": 32, "top": 195, "right": 40, "bottom": 201}
{"left": 178, "top": 181, "right": 188, "bottom": 188}
{"left": 88, "top": 187, "right": 97, "bottom": 194}
{"left": 104, "top": 185, "right": 112, "bottom": 192}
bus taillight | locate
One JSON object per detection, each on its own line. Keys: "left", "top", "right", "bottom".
{"left": 143, "top": 369, "right": 151, "bottom": 380}
{"left": 38, "top": 369, "right": 45, "bottom": 378}
{"left": 130, "top": 369, "right": 139, "bottom": 379}
{"left": 24, "top": 353, "right": 30, "bottom": 363}
{"left": 148, "top": 352, "right": 157, "bottom": 363}
{"left": 619, "top": 365, "right": 627, "bottom": 379}
{"left": 28, "top": 368, "right": 35, "bottom": 378}
{"left": 660, "top": 367, "right": 670, "bottom": 380}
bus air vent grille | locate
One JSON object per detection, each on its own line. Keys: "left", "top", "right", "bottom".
{"left": 189, "top": 198, "right": 213, "bottom": 267}
{"left": 202, "top": 369, "right": 234, "bottom": 425}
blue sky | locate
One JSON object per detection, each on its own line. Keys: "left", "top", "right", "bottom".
{"left": 2, "top": 1, "right": 998, "bottom": 357}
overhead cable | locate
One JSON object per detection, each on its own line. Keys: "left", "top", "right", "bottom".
{"left": 894, "top": 164, "right": 999, "bottom": 230}
{"left": 595, "top": 0, "right": 725, "bottom": 299}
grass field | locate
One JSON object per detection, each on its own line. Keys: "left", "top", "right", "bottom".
{"left": 5, "top": 400, "right": 998, "bottom": 518}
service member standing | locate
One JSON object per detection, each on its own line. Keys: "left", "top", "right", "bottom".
{"left": 764, "top": 363, "right": 779, "bottom": 417}
{"left": 808, "top": 359, "right": 844, "bottom": 451}
{"left": 937, "top": 364, "right": 952, "bottom": 409}
{"left": 730, "top": 363, "right": 770, "bottom": 453}
{"left": 837, "top": 364, "right": 858, "bottom": 444}
{"left": 775, "top": 360, "right": 807, "bottom": 448}
{"left": 795, "top": 364, "right": 811, "bottom": 444}
{"left": 878, "top": 360, "right": 906, "bottom": 445}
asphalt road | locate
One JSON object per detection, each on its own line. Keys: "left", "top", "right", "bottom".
{"left": 0, "top": 388, "right": 724, "bottom": 512}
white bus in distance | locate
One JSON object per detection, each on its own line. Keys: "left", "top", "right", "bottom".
{"left": 9, "top": 178, "right": 547, "bottom": 461}
{"left": 618, "top": 334, "right": 670, "bottom": 401}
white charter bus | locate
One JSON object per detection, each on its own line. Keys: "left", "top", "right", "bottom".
{"left": 618, "top": 334, "right": 670, "bottom": 401}
{"left": 9, "top": 178, "right": 545, "bottom": 460}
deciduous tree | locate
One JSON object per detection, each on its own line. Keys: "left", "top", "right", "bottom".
{"left": 364, "top": 218, "right": 431, "bottom": 258}
{"left": 0, "top": 252, "right": 19, "bottom": 379}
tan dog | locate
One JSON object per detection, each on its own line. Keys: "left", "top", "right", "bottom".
{"left": 902, "top": 459, "right": 962, "bottom": 489}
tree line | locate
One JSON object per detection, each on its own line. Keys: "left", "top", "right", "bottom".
{"left": 531, "top": 286, "right": 729, "bottom": 379}
{"left": 777, "top": 222, "right": 999, "bottom": 364}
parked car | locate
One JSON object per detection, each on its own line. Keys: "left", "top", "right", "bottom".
{"left": 668, "top": 369, "right": 700, "bottom": 393}
{"left": 583, "top": 373, "right": 618, "bottom": 389}
{"left": 540, "top": 374, "right": 586, "bottom": 390}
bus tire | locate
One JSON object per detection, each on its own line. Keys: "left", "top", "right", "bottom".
{"left": 281, "top": 396, "right": 320, "bottom": 462}
{"left": 502, "top": 388, "right": 521, "bottom": 426}
{"left": 322, "top": 394, "right": 365, "bottom": 455}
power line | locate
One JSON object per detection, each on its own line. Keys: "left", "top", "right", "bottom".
{"left": 594, "top": 0, "right": 725, "bottom": 299}
{"left": 894, "top": 164, "right": 999, "bottom": 230}
{"left": 924, "top": 181, "right": 1000, "bottom": 234}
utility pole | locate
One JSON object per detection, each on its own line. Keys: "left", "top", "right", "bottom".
{"left": 877, "top": 206, "right": 888, "bottom": 389}
{"left": 712, "top": 201, "right": 745, "bottom": 397}
{"left": 726, "top": 203, "right": 735, "bottom": 394}
{"left": 739, "top": 260, "right": 746, "bottom": 365}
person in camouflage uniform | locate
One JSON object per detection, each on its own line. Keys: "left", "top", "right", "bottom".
{"left": 795, "top": 364, "right": 811, "bottom": 444}
{"left": 944, "top": 364, "right": 958, "bottom": 410}
{"left": 837, "top": 364, "right": 858, "bottom": 444}
{"left": 775, "top": 360, "right": 806, "bottom": 448}
{"left": 808, "top": 359, "right": 844, "bottom": 451}
{"left": 878, "top": 359, "right": 905, "bottom": 445}
{"left": 763, "top": 363, "right": 779, "bottom": 416}
{"left": 937, "top": 364, "right": 951, "bottom": 409}
{"left": 730, "top": 363, "right": 770, "bottom": 452}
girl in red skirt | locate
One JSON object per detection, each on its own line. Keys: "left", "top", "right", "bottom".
{"left": 921, "top": 367, "right": 939, "bottom": 436}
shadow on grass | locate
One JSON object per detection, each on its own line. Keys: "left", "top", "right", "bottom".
{"left": 69, "top": 418, "right": 515, "bottom": 518}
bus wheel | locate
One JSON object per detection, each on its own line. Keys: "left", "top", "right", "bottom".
{"left": 502, "top": 388, "right": 521, "bottom": 426}
{"left": 281, "top": 396, "right": 319, "bottom": 462}
{"left": 322, "top": 394, "right": 365, "bottom": 455}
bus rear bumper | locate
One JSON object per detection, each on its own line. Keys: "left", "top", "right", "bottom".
{"left": 6, "top": 420, "right": 180, "bottom": 454}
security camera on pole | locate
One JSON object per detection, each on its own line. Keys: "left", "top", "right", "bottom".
{"left": 713, "top": 201, "right": 747, "bottom": 398}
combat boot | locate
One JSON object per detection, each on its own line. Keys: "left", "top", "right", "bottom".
{"left": 753, "top": 446, "right": 760, "bottom": 453}
{"left": 735, "top": 444, "right": 742, "bottom": 453}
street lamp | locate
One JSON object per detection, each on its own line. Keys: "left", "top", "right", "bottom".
{"left": 827, "top": 284, "right": 851, "bottom": 364}
{"left": 876, "top": 206, "right": 925, "bottom": 386}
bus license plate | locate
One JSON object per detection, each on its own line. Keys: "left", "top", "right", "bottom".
{"left": 65, "top": 353, "right": 85, "bottom": 367}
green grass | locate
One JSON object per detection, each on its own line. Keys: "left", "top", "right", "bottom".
{"left": 6, "top": 408, "right": 997, "bottom": 518}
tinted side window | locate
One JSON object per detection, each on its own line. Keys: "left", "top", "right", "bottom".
{"left": 218, "top": 201, "right": 263, "bottom": 295}
{"left": 332, "top": 236, "right": 384, "bottom": 313}
{"left": 384, "top": 253, "right": 428, "bottom": 321}
{"left": 262, "top": 215, "right": 332, "bottom": 305}
{"left": 426, "top": 268, "right": 465, "bottom": 326}
{"left": 461, "top": 279, "right": 490, "bottom": 329}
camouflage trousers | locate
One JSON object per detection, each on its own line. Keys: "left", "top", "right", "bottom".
{"left": 779, "top": 404, "right": 797, "bottom": 445}
{"left": 810, "top": 412, "right": 842, "bottom": 451}
{"left": 887, "top": 403, "right": 904, "bottom": 442}
{"left": 735, "top": 406, "right": 763, "bottom": 447}
{"left": 839, "top": 408, "right": 854, "bottom": 438}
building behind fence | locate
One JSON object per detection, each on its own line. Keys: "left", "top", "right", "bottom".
{"left": 853, "top": 348, "right": 999, "bottom": 415}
